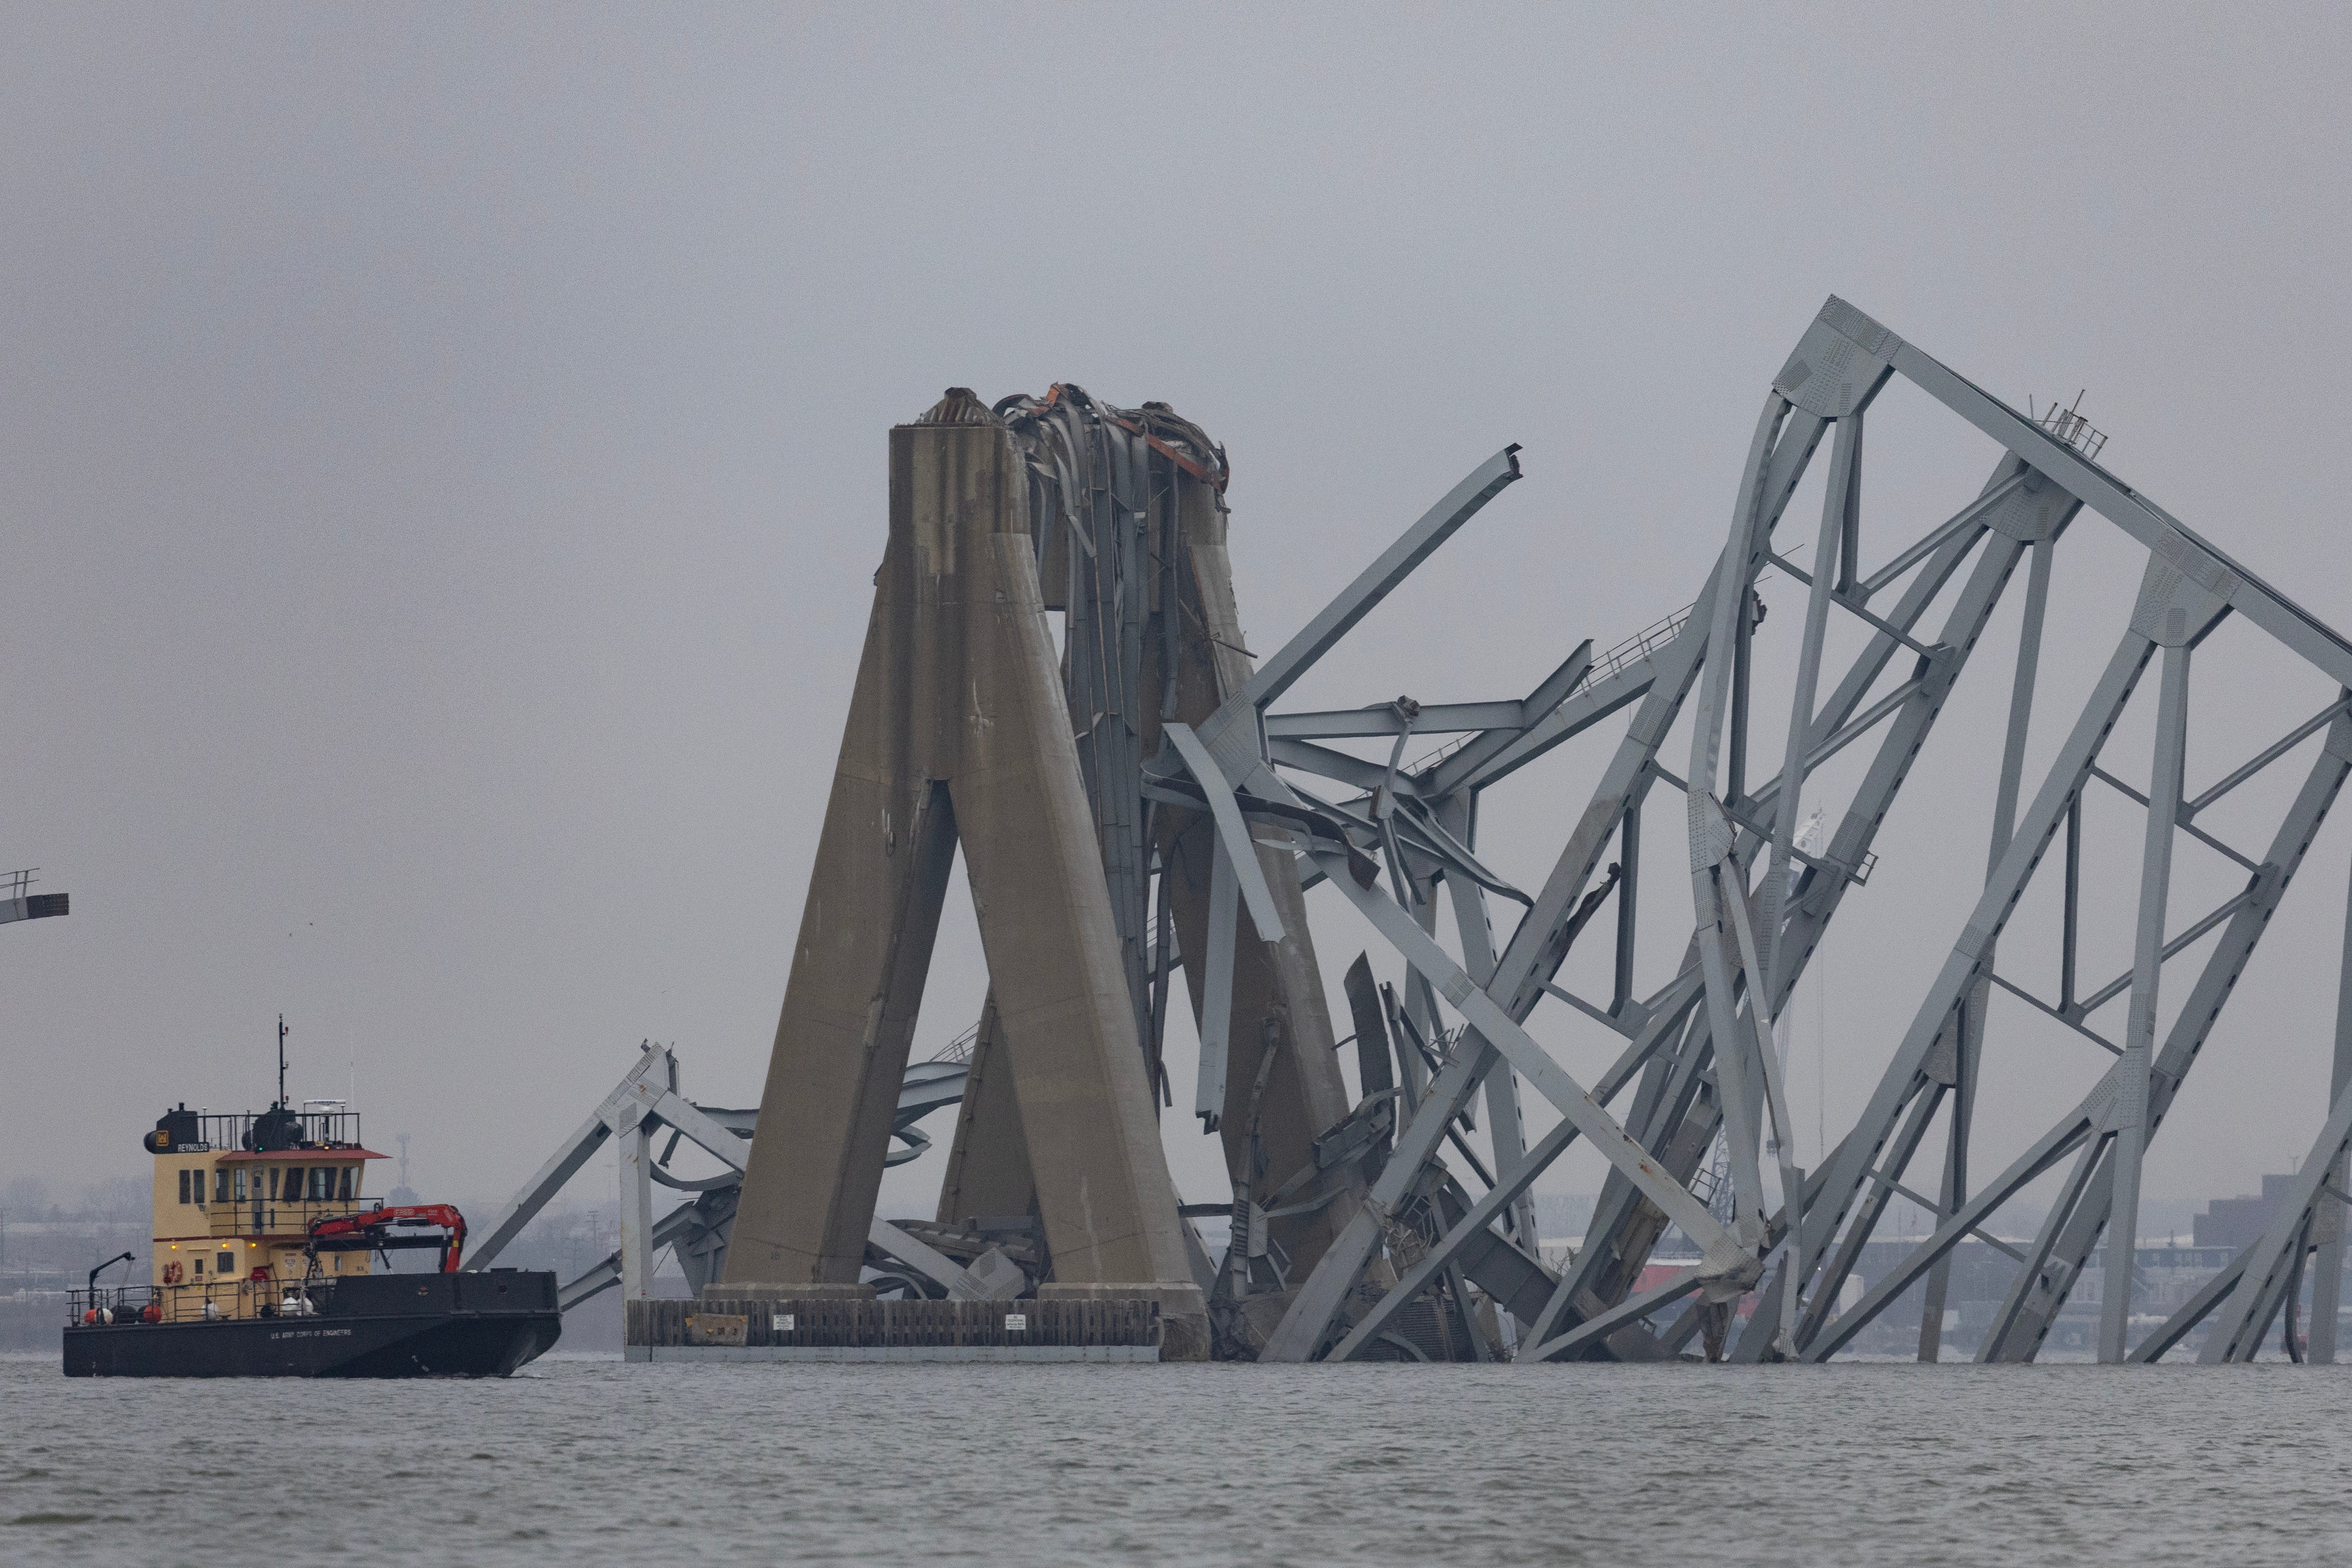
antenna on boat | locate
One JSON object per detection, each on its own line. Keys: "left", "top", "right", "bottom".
{"left": 277, "top": 1014, "right": 289, "bottom": 1109}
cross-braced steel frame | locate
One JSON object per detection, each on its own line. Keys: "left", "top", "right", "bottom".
{"left": 493, "top": 295, "right": 2352, "bottom": 1368}
{"left": 1145, "top": 295, "right": 2352, "bottom": 1364}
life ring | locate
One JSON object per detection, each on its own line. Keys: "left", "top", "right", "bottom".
{"left": 162, "top": 1261, "right": 183, "bottom": 1285}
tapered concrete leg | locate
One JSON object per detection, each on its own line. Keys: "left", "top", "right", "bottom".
{"left": 726, "top": 394, "right": 1206, "bottom": 1352}
{"left": 934, "top": 993, "right": 1038, "bottom": 1228}
{"left": 1148, "top": 478, "right": 1365, "bottom": 1290}
{"left": 1161, "top": 817, "right": 1352, "bottom": 1230}
{"left": 948, "top": 546, "right": 1197, "bottom": 1293}
{"left": 726, "top": 671, "right": 959, "bottom": 1283}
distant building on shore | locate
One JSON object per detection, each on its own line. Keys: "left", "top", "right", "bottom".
{"left": 2195, "top": 1174, "right": 2296, "bottom": 1249}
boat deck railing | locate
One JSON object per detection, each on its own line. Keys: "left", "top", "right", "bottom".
{"left": 170, "top": 1108, "right": 365, "bottom": 1155}
{"left": 67, "top": 1278, "right": 341, "bottom": 1326}
{"left": 204, "top": 1199, "right": 377, "bottom": 1239}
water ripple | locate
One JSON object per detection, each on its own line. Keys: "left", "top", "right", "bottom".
{"left": 5, "top": 1353, "right": 2349, "bottom": 1564}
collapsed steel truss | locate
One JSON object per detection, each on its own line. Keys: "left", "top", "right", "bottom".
{"left": 1223, "top": 296, "right": 2352, "bottom": 1364}
{"left": 469, "top": 1044, "right": 1008, "bottom": 1307}
{"left": 489, "top": 295, "right": 2352, "bottom": 1364}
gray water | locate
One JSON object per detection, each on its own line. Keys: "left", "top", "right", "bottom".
{"left": 6, "top": 1352, "right": 2349, "bottom": 1565}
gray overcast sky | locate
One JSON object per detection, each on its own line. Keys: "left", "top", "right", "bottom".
{"left": 7, "top": 4, "right": 2352, "bottom": 1223}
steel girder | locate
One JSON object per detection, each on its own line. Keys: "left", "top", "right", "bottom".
{"left": 996, "top": 387, "right": 1378, "bottom": 1350}
{"left": 472, "top": 1045, "right": 971, "bottom": 1309}
{"left": 491, "top": 299, "right": 2352, "bottom": 1369}
{"left": 1147, "top": 295, "right": 2352, "bottom": 1365}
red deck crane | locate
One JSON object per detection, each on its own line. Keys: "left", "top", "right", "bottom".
{"left": 306, "top": 1204, "right": 469, "bottom": 1273}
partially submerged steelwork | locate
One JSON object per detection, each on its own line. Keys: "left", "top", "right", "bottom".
{"left": 493, "top": 296, "right": 2352, "bottom": 1364}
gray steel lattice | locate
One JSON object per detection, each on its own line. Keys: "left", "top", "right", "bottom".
{"left": 488, "top": 296, "right": 2352, "bottom": 1369}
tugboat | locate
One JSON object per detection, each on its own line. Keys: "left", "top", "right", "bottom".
{"left": 64, "top": 1026, "right": 560, "bottom": 1377}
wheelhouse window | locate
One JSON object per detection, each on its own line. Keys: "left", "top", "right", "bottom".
{"left": 233, "top": 1167, "right": 248, "bottom": 1202}
{"left": 177, "top": 1170, "right": 191, "bottom": 1204}
{"left": 337, "top": 1166, "right": 354, "bottom": 1202}
{"left": 308, "top": 1167, "right": 332, "bottom": 1203}
{"left": 282, "top": 1167, "right": 303, "bottom": 1202}
{"left": 213, "top": 1170, "right": 229, "bottom": 1204}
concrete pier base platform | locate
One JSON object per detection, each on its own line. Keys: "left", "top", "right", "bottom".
{"left": 628, "top": 1295, "right": 1165, "bottom": 1359}
{"left": 626, "top": 1344, "right": 1159, "bottom": 1364}
{"left": 1038, "top": 1281, "right": 1209, "bottom": 1362}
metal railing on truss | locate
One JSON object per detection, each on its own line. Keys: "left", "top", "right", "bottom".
{"left": 928, "top": 1021, "right": 981, "bottom": 1065}
{"left": 1408, "top": 602, "right": 1695, "bottom": 775}
{"left": 1689, "top": 1130, "right": 1736, "bottom": 1227}
{"left": 0, "top": 868, "right": 37, "bottom": 901}
{"left": 2031, "top": 392, "right": 2107, "bottom": 462}
{"left": 1581, "top": 602, "right": 1696, "bottom": 694}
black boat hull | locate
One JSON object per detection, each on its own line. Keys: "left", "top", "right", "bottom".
{"left": 62, "top": 1271, "right": 562, "bottom": 1378}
